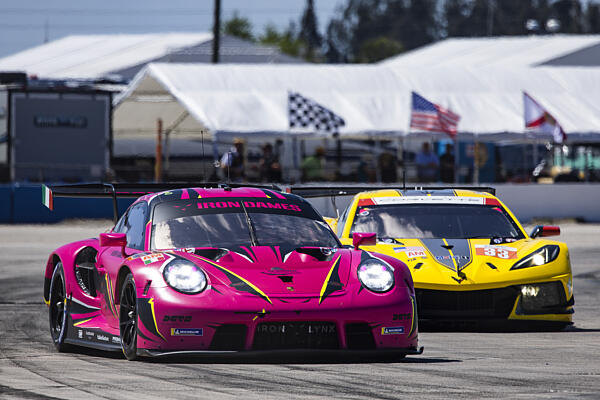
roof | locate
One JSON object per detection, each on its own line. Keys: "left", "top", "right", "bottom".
{"left": 353, "top": 188, "right": 496, "bottom": 200}
{"left": 113, "top": 62, "right": 600, "bottom": 141}
{"left": 0, "top": 33, "right": 303, "bottom": 81}
{"left": 381, "top": 35, "right": 600, "bottom": 68}
{"left": 142, "top": 186, "right": 296, "bottom": 206}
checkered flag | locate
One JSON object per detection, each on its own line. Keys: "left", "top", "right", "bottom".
{"left": 288, "top": 91, "right": 345, "bottom": 135}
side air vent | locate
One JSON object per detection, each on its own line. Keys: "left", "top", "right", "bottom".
{"left": 74, "top": 247, "right": 97, "bottom": 296}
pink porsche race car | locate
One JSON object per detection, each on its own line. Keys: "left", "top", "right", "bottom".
{"left": 43, "top": 183, "right": 421, "bottom": 360}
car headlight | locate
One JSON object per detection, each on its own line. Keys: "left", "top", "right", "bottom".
{"left": 163, "top": 260, "right": 207, "bottom": 294}
{"left": 357, "top": 259, "right": 395, "bottom": 293}
{"left": 511, "top": 245, "right": 560, "bottom": 270}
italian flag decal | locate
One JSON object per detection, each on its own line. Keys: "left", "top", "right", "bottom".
{"left": 42, "top": 184, "right": 53, "bottom": 210}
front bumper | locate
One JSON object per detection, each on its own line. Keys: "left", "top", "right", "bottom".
{"left": 415, "top": 278, "right": 574, "bottom": 326}
{"left": 136, "top": 286, "right": 419, "bottom": 352}
{"left": 137, "top": 346, "right": 424, "bottom": 359}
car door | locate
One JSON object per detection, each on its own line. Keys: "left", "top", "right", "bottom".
{"left": 97, "top": 202, "right": 148, "bottom": 328}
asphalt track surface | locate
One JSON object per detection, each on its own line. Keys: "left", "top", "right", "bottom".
{"left": 1, "top": 221, "right": 599, "bottom": 399}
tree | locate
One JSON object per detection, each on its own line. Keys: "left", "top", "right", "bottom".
{"left": 224, "top": 11, "right": 254, "bottom": 41}
{"left": 259, "top": 23, "right": 304, "bottom": 58}
{"left": 299, "top": 0, "right": 323, "bottom": 61}
{"left": 356, "top": 36, "right": 403, "bottom": 62}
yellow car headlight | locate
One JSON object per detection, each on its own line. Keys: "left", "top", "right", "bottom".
{"left": 511, "top": 245, "right": 560, "bottom": 270}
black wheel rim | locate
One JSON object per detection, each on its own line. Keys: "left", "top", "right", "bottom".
{"left": 120, "top": 282, "right": 137, "bottom": 350}
{"left": 50, "top": 273, "right": 65, "bottom": 340}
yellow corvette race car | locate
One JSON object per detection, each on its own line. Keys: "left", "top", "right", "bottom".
{"left": 293, "top": 186, "right": 574, "bottom": 330}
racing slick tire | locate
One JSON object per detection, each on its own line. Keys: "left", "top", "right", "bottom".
{"left": 119, "top": 273, "right": 139, "bottom": 360}
{"left": 48, "top": 262, "right": 72, "bottom": 352}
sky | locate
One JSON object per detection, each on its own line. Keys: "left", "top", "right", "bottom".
{"left": 0, "top": 0, "right": 346, "bottom": 58}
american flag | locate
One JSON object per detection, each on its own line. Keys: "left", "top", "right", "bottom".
{"left": 410, "top": 91, "right": 460, "bottom": 138}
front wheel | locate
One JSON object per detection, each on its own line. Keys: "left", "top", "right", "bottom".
{"left": 119, "top": 273, "right": 139, "bottom": 360}
{"left": 48, "top": 262, "right": 70, "bottom": 352}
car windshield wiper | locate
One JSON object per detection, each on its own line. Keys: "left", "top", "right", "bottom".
{"left": 239, "top": 202, "right": 258, "bottom": 246}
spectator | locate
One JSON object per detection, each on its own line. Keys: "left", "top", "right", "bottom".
{"left": 258, "top": 143, "right": 282, "bottom": 182}
{"left": 301, "top": 146, "right": 326, "bottom": 181}
{"left": 378, "top": 151, "right": 397, "bottom": 183}
{"left": 415, "top": 142, "right": 439, "bottom": 182}
{"left": 220, "top": 138, "right": 245, "bottom": 181}
{"left": 439, "top": 143, "right": 455, "bottom": 183}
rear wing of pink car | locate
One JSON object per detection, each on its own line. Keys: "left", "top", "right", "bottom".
{"left": 42, "top": 182, "right": 282, "bottom": 223}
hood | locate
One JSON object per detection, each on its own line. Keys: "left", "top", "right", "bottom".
{"left": 178, "top": 246, "right": 351, "bottom": 297}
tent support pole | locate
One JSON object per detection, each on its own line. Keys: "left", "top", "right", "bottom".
{"left": 473, "top": 135, "right": 479, "bottom": 184}
{"left": 155, "top": 118, "right": 163, "bottom": 183}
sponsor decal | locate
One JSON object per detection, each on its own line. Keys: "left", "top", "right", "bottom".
{"left": 174, "top": 248, "right": 195, "bottom": 253}
{"left": 382, "top": 326, "right": 405, "bottom": 335}
{"left": 126, "top": 252, "right": 146, "bottom": 262}
{"left": 141, "top": 253, "right": 165, "bottom": 265}
{"left": 85, "top": 330, "right": 95, "bottom": 337}
{"left": 359, "top": 209, "right": 370, "bottom": 216}
{"left": 163, "top": 315, "right": 192, "bottom": 323}
{"left": 197, "top": 200, "right": 302, "bottom": 212}
{"left": 393, "top": 313, "right": 411, "bottom": 321}
{"left": 96, "top": 334, "right": 110, "bottom": 342}
{"left": 372, "top": 196, "right": 485, "bottom": 205}
{"left": 475, "top": 245, "right": 517, "bottom": 259}
{"left": 491, "top": 237, "right": 517, "bottom": 244}
{"left": 394, "top": 246, "right": 427, "bottom": 258}
{"left": 171, "top": 328, "right": 203, "bottom": 336}
{"left": 435, "top": 254, "right": 469, "bottom": 261}
{"left": 78, "top": 329, "right": 83, "bottom": 339}
{"left": 111, "top": 336, "right": 121, "bottom": 344}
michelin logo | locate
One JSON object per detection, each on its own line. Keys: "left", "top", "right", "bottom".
{"left": 381, "top": 326, "right": 405, "bottom": 335}
{"left": 171, "top": 328, "right": 203, "bottom": 336}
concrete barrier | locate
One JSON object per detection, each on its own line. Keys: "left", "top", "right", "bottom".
{"left": 0, "top": 184, "right": 134, "bottom": 223}
{"left": 1, "top": 183, "right": 599, "bottom": 223}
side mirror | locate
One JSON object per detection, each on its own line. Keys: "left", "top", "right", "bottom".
{"left": 100, "top": 232, "right": 128, "bottom": 257}
{"left": 530, "top": 225, "right": 560, "bottom": 239}
{"left": 352, "top": 232, "right": 376, "bottom": 250}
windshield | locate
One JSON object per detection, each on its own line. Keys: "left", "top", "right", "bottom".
{"left": 151, "top": 197, "right": 339, "bottom": 250}
{"left": 351, "top": 204, "right": 524, "bottom": 240}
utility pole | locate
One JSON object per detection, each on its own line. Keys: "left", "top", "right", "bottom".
{"left": 212, "top": 0, "right": 221, "bottom": 63}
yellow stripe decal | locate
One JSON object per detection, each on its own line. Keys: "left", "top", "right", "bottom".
{"left": 105, "top": 274, "right": 117, "bottom": 317}
{"left": 43, "top": 297, "right": 50, "bottom": 306}
{"left": 442, "top": 238, "right": 460, "bottom": 271}
{"left": 148, "top": 298, "right": 166, "bottom": 340}
{"left": 191, "top": 255, "right": 272, "bottom": 304}
{"left": 408, "top": 296, "right": 415, "bottom": 337}
{"left": 319, "top": 256, "right": 342, "bottom": 304}
{"left": 73, "top": 317, "right": 94, "bottom": 327}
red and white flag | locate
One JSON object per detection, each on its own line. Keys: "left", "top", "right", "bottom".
{"left": 523, "top": 92, "right": 567, "bottom": 143}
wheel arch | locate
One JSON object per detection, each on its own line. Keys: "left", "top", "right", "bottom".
{"left": 43, "top": 254, "right": 62, "bottom": 304}
{"left": 115, "top": 266, "right": 133, "bottom": 306}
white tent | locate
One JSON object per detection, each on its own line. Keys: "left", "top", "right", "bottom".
{"left": 381, "top": 35, "right": 600, "bottom": 68}
{"left": 0, "top": 33, "right": 212, "bottom": 80}
{"left": 114, "top": 62, "right": 600, "bottom": 142}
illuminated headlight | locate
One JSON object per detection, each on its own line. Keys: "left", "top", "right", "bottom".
{"left": 521, "top": 285, "right": 540, "bottom": 297}
{"left": 357, "top": 260, "right": 395, "bottom": 293}
{"left": 163, "top": 260, "right": 207, "bottom": 294}
{"left": 519, "top": 282, "right": 564, "bottom": 312}
{"left": 511, "top": 245, "right": 560, "bottom": 270}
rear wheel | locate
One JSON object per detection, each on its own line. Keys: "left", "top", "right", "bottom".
{"left": 48, "top": 263, "right": 70, "bottom": 352}
{"left": 119, "top": 273, "right": 138, "bottom": 360}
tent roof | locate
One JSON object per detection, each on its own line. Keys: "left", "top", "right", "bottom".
{"left": 113, "top": 62, "right": 600, "bottom": 142}
{"left": 0, "top": 33, "right": 212, "bottom": 80}
{"left": 381, "top": 35, "right": 600, "bottom": 68}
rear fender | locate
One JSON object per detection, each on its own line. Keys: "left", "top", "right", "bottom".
{"left": 43, "top": 239, "right": 101, "bottom": 306}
